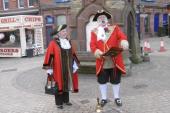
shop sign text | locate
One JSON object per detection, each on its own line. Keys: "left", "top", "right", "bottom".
{"left": 0, "top": 48, "right": 21, "bottom": 57}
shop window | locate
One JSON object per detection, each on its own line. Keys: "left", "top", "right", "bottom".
{"left": 18, "top": 0, "right": 24, "bottom": 8}
{"left": 163, "top": 14, "right": 168, "bottom": 26}
{"left": 28, "top": 0, "right": 38, "bottom": 7}
{"left": 55, "top": 15, "right": 66, "bottom": 25}
{"left": 3, "top": 0, "right": 9, "bottom": 10}
{"left": 0, "top": 29, "right": 21, "bottom": 47}
{"left": 55, "top": 0, "right": 70, "bottom": 3}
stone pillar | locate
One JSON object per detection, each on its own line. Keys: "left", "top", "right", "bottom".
{"left": 159, "top": 13, "right": 163, "bottom": 27}
{"left": 140, "top": 16, "right": 145, "bottom": 39}
{"left": 150, "top": 13, "right": 155, "bottom": 36}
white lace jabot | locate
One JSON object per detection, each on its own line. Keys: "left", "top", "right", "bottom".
{"left": 97, "top": 26, "right": 106, "bottom": 41}
{"left": 59, "top": 38, "right": 71, "bottom": 49}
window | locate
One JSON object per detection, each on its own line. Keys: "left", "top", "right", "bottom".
{"left": 55, "top": 15, "right": 66, "bottom": 25}
{"left": 25, "top": 28, "right": 35, "bottom": 48}
{"left": 46, "top": 16, "right": 54, "bottom": 24}
{"left": 28, "top": 0, "right": 38, "bottom": 7}
{"left": 0, "top": 29, "right": 21, "bottom": 47}
{"left": 3, "top": 0, "right": 9, "bottom": 10}
{"left": 18, "top": 0, "right": 24, "bottom": 8}
{"left": 55, "top": 0, "right": 70, "bottom": 3}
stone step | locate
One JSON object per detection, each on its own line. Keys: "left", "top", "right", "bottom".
{"left": 76, "top": 51, "right": 96, "bottom": 74}
{"left": 77, "top": 51, "right": 95, "bottom": 62}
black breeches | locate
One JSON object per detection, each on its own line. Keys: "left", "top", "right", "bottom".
{"left": 97, "top": 68, "right": 121, "bottom": 84}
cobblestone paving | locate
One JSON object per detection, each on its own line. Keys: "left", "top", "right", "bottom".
{"left": 0, "top": 36, "right": 170, "bottom": 113}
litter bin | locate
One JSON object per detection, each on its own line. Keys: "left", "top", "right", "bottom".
{"left": 158, "top": 27, "right": 163, "bottom": 37}
{"left": 26, "top": 48, "right": 33, "bottom": 57}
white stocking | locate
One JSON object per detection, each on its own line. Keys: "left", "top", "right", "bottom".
{"left": 99, "top": 84, "right": 107, "bottom": 100}
{"left": 112, "top": 83, "right": 120, "bottom": 99}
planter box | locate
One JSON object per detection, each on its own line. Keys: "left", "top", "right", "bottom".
{"left": 143, "top": 55, "right": 150, "bottom": 62}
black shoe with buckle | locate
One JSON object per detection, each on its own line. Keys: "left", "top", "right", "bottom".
{"left": 115, "top": 98, "right": 122, "bottom": 106}
{"left": 65, "top": 102, "right": 72, "bottom": 106}
{"left": 57, "top": 105, "right": 63, "bottom": 109}
{"left": 100, "top": 99, "right": 107, "bottom": 107}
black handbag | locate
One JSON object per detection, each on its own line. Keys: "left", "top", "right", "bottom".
{"left": 53, "top": 83, "right": 58, "bottom": 94}
{"left": 45, "top": 75, "right": 55, "bottom": 95}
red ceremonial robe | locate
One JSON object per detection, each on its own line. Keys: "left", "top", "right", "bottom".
{"left": 43, "top": 39, "right": 79, "bottom": 93}
{"left": 90, "top": 25, "right": 127, "bottom": 76}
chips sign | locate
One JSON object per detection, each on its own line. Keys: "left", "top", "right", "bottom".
{"left": 0, "top": 15, "right": 43, "bottom": 27}
{"left": 23, "top": 16, "right": 42, "bottom": 23}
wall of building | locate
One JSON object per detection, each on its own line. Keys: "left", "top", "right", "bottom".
{"left": 0, "top": 0, "right": 3, "bottom": 10}
{"left": 39, "top": 0, "right": 142, "bottom": 63}
{"left": 134, "top": 0, "right": 169, "bottom": 37}
{"left": 0, "top": 0, "right": 39, "bottom": 10}
{"left": 0, "top": 0, "right": 142, "bottom": 63}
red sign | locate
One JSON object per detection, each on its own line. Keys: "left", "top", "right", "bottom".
{"left": 0, "top": 17, "right": 19, "bottom": 24}
{"left": 24, "top": 16, "right": 42, "bottom": 23}
{"left": 0, "top": 48, "right": 21, "bottom": 57}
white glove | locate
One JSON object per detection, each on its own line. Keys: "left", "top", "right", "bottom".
{"left": 120, "top": 40, "right": 129, "bottom": 50}
{"left": 46, "top": 69, "right": 53, "bottom": 75}
{"left": 94, "top": 49, "right": 103, "bottom": 58}
{"left": 73, "top": 60, "right": 79, "bottom": 73}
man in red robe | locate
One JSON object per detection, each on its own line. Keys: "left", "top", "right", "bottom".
{"left": 43, "top": 24, "right": 79, "bottom": 109}
{"left": 90, "top": 10, "right": 129, "bottom": 107}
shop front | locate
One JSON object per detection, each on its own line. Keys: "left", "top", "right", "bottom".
{"left": 0, "top": 15, "right": 44, "bottom": 57}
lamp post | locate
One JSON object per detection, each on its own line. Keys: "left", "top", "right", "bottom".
{"left": 136, "top": 1, "right": 144, "bottom": 54}
{"left": 136, "top": 1, "right": 144, "bottom": 40}
{"left": 136, "top": 4, "right": 141, "bottom": 40}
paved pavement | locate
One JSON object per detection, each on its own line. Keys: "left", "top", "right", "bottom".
{"left": 0, "top": 36, "right": 170, "bottom": 113}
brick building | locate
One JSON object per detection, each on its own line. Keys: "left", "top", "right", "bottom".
{"left": 0, "top": 0, "right": 39, "bottom": 16}
{"left": 40, "top": 0, "right": 142, "bottom": 63}
{"left": 134, "top": 0, "right": 170, "bottom": 37}
{"left": 0, "top": 0, "right": 142, "bottom": 63}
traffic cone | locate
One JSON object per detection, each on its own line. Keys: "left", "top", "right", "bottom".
{"left": 146, "top": 40, "right": 152, "bottom": 53}
{"left": 143, "top": 40, "right": 148, "bottom": 52}
{"left": 159, "top": 38, "right": 166, "bottom": 52}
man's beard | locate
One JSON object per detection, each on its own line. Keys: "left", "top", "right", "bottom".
{"left": 60, "top": 36, "right": 67, "bottom": 39}
{"left": 99, "top": 20, "right": 109, "bottom": 32}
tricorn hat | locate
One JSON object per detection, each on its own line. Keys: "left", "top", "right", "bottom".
{"left": 51, "top": 24, "right": 67, "bottom": 36}
{"left": 93, "top": 10, "right": 112, "bottom": 21}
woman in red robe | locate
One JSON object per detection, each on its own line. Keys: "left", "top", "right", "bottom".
{"left": 90, "top": 10, "right": 129, "bottom": 107}
{"left": 43, "top": 24, "right": 79, "bottom": 109}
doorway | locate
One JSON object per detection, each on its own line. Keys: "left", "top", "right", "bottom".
{"left": 85, "top": 15, "right": 98, "bottom": 52}
{"left": 46, "top": 26, "right": 53, "bottom": 47}
{"left": 154, "top": 13, "right": 159, "bottom": 33}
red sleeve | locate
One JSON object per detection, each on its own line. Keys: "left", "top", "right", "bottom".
{"left": 90, "top": 31, "right": 97, "bottom": 53}
{"left": 116, "top": 25, "right": 127, "bottom": 41}
{"left": 70, "top": 40, "right": 80, "bottom": 65}
{"left": 43, "top": 41, "right": 54, "bottom": 69}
